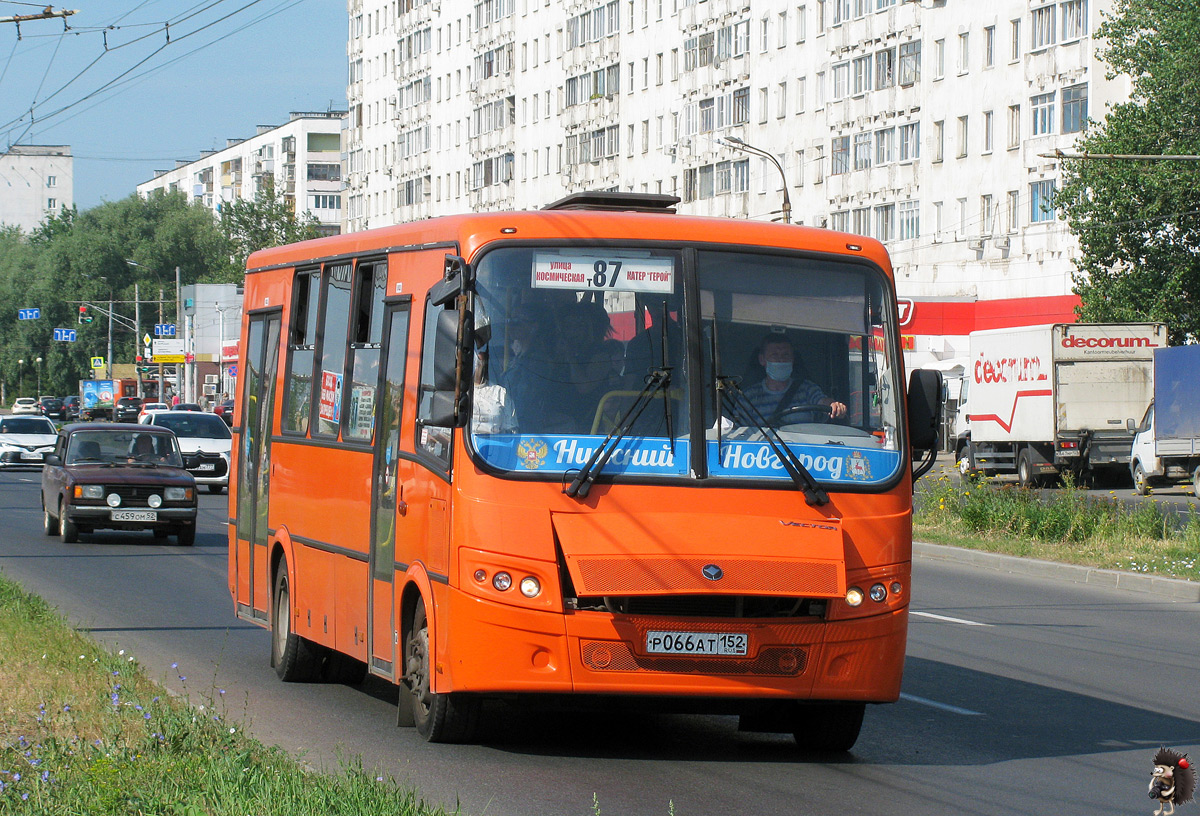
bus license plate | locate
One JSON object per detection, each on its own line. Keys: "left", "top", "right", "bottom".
{"left": 111, "top": 510, "right": 156, "bottom": 522}
{"left": 645, "top": 631, "right": 748, "bottom": 656}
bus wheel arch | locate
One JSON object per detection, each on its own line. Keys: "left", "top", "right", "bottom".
{"left": 399, "top": 578, "right": 480, "bottom": 743}
{"left": 269, "top": 536, "right": 319, "bottom": 682}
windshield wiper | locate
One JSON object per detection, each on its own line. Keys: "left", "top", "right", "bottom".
{"left": 564, "top": 367, "right": 671, "bottom": 499}
{"left": 717, "top": 376, "right": 829, "bottom": 507}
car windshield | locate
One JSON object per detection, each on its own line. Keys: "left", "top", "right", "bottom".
{"left": 150, "top": 413, "right": 231, "bottom": 440}
{"left": 467, "top": 245, "right": 903, "bottom": 488}
{"left": 65, "top": 430, "right": 184, "bottom": 467}
{"left": 0, "top": 417, "right": 55, "bottom": 434}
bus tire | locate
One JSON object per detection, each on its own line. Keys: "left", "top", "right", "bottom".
{"left": 404, "top": 601, "right": 480, "bottom": 743}
{"left": 272, "top": 567, "right": 319, "bottom": 682}
{"left": 791, "top": 702, "right": 865, "bottom": 752}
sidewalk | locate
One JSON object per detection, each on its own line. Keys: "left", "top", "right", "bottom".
{"left": 915, "top": 540, "right": 1200, "bottom": 602}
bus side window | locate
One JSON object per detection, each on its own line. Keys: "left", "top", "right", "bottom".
{"left": 282, "top": 268, "right": 321, "bottom": 435}
{"left": 415, "top": 296, "right": 452, "bottom": 468}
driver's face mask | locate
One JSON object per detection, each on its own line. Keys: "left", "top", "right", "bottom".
{"left": 764, "top": 362, "right": 793, "bottom": 381}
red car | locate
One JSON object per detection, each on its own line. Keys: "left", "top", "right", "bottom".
{"left": 212, "top": 399, "right": 235, "bottom": 426}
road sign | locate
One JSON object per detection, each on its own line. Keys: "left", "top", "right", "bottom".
{"left": 227, "top": 364, "right": 238, "bottom": 378}
{"left": 52, "top": 328, "right": 77, "bottom": 342}
{"left": 154, "top": 323, "right": 176, "bottom": 337}
{"left": 17, "top": 308, "right": 39, "bottom": 320}
{"left": 143, "top": 333, "right": 152, "bottom": 346}
{"left": 152, "top": 338, "right": 185, "bottom": 363}
{"left": 90, "top": 357, "right": 105, "bottom": 369}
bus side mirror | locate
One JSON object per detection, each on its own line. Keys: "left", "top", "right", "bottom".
{"left": 907, "top": 368, "right": 944, "bottom": 452}
{"left": 430, "top": 308, "right": 474, "bottom": 426}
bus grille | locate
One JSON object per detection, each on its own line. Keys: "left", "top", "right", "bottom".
{"left": 580, "top": 640, "right": 807, "bottom": 676}
{"left": 573, "top": 557, "right": 840, "bottom": 596}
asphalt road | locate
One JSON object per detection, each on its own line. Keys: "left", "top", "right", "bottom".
{"left": 1, "top": 467, "right": 1197, "bottom": 816}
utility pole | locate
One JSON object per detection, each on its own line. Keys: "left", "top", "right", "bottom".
{"left": 134, "top": 283, "right": 142, "bottom": 398}
{"left": 0, "top": 7, "right": 77, "bottom": 39}
{"left": 723, "top": 137, "right": 792, "bottom": 224}
{"left": 158, "top": 288, "right": 165, "bottom": 401}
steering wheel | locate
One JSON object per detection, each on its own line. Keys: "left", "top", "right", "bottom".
{"left": 773, "top": 404, "right": 833, "bottom": 425}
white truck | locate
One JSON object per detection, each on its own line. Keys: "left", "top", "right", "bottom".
{"left": 1128, "top": 345, "right": 1200, "bottom": 496}
{"left": 953, "top": 323, "right": 1167, "bottom": 487}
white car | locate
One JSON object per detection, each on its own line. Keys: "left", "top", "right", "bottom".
{"left": 138, "top": 402, "right": 170, "bottom": 420}
{"left": 138, "top": 410, "right": 232, "bottom": 493}
{"left": 0, "top": 416, "right": 58, "bottom": 468}
{"left": 11, "top": 397, "right": 40, "bottom": 415}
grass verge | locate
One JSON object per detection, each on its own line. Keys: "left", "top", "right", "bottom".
{"left": 915, "top": 472, "right": 1200, "bottom": 580}
{"left": 0, "top": 571, "right": 447, "bottom": 815}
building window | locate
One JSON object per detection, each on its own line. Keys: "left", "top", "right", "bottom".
{"left": 899, "top": 121, "right": 920, "bottom": 161}
{"left": 1030, "top": 179, "right": 1056, "bottom": 222}
{"left": 933, "top": 120, "right": 944, "bottom": 163}
{"left": 831, "top": 210, "right": 849, "bottom": 232}
{"left": 898, "top": 200, "right": 920, "bottom": 240}
{"left": 984, "top": 25, "right": 995, "bottom": 67}
{"left": 46, "top": 175, "right": 56, "bottom": 187}
{"left": 47, "top": 198, "right": 56, "bottom": 210}
{"left": 831, "top": 135, "right": 850, "bottom": 175}
{"left": 1031, "top": 5, "right": 1056, "bottom": 49}
{"left": 853, "top": 132, "right": 872, "bottom": 170}
{"left": 797, "top": 4, "right": 807, "bottom": 41}
{"left": 875, "top": 47, "right": 895, "bottom": 89}
{"left": 874, "top": 204, "right": 895, "bottom": 242}
{"left": 983, "top": 110, "right": 994, "bottom": 153}
{"left": 852, "top": 55, "right": 871, "bottom": 95}
{"left": 1031, "top": 92, "right": 1055, "bottom": 136}
{"left": 957, "top": 32, "right": 969, "bottom": 74}
{"left": 980, "top": 194, "right": 995, "bottom": 234}
{"left": 933, "top": 38, "right": 945, "bottom": 79}
{"left": 899, "top": 40, "right": 921, "bottom": 85}
{"left": 1007, "top": 104, "right": 1021, "bottom": 148}
{"left": 875, "top": 127, "right": 895, "bottom": 165}
{"left": 852, "top": 206, "right": 870, "bottom": 237}
{"left": 832, "top": 61, "right": 849, "bottom": 99}
{"left": 777, "top": 82, "right": 788, "bottom": 117}
{"left": 1062, "top": 83, "right": 1088, "bottom": 133}
{"left": 1010, "top": 19, "right": 1021, "bottom": 61}
{"left": 1007, "top": 190, "right": 1020, "bottom": 231}
{"left": 1060, "top": 0, "right": 1085, "bottom": 41}
{"left": 795, "top": 77, "right": 806, "bottom": 112}
{"left": 957, "top": 115, "right": 969, "bottom": 158}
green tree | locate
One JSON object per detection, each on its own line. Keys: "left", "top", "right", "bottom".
{"left": 1057, "top": 0, "right": 1200, "bottom": 343}
{"left": 218, "top": 177, "right": 324, "bottom": 281}
{"left": 0, "top": 192, "right": 229, "bottom": 403}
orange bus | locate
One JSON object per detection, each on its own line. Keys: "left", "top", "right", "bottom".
{"left": 228, "top": 192, "right": 942, "bottom": 750}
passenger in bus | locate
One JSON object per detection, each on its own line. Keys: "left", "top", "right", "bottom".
{"left": 548, "top": 299, "right": 623, "bottom": 429}
{"left": 471, "top": 348, "right": 518, "bottom": 434}
{"left": 734, "top": 335, "right": 846, "bottom": 426}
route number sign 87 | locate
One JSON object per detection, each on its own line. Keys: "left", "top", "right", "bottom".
{"left": 532, "top": 253, "right": 675, "bottom": 294}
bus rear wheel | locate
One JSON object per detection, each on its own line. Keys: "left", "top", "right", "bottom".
{"left": 404, "top": 601, "right": 479, "bottom": 743}
{"left": 792, "top": 702, "right": 865, "bottom": 752}
{"left": 272, "top": 567, "right": 319, "bottom": 682}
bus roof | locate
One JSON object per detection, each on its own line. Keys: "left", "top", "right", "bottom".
{"left": 246, "top": 209, "right": 893, "bottom": 278}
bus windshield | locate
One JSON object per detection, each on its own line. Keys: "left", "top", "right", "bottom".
{"left": 468, "top": 245, "right": 902, "bottom": 487}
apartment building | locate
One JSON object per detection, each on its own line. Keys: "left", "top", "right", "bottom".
{"left": 347, "top": 0, "right": 1124, "bottom": 371}
{"left": 0, "top": 145, "right": 73, "bottom": 234}
{"left": 137, "top": 111, "right": 348, "bottom": 236}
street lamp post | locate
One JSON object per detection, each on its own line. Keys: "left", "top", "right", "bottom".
{"left": 16, "top": 358, "right": 24, "bottom": 398}
{"left": 35, "top": 356, "right": 42, "bottom": 396}
{"left": 724, "top": 136, "right": 792, "bottom": 225}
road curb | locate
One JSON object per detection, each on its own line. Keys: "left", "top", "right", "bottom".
{"left": 913, "top": 541, "right": 1200, "bottom": 602}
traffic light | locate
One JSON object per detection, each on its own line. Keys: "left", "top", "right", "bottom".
{"left": 78, "top": 305, "right": 93, "bottom": 324}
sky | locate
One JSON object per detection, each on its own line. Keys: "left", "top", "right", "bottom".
{"left": 0, "top": 0, "right": 348, "bottom": 210}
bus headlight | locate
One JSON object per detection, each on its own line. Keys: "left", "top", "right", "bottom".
{"left": 869, "top": 583, "right": 888, "bottom": 603}
{"left": 519, "top": 576, "right": 541, "bottom": 598}
{"left": 845, "top": 587, "right": 864, "bottom": 607}
{"left": 492, "top": 572, "right": 512, "bottom": 591}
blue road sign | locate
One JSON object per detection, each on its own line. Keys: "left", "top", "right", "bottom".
{"left": 53, "top": 328, "right": 77, "bottom": 342}
{"left": 154, "top": 323, "right": 176, "bottom": 337}
{"left": 17, "top": 308, "right": 40, "bottom": 320}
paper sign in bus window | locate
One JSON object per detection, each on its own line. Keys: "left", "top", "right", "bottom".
{"left": 532, "top": 253, "right": 675, "bottom": 293}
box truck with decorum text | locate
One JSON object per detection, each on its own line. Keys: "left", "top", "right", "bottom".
{"left": 953, "top": 323, "right": 1166, "bottom": 487}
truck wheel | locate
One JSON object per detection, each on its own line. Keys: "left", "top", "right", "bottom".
{"left": 957, "top": 443, "right": 979, "bottom": 479}
{"left": 1133, "top": 462, "right": 1150, "bottom": 496}
{"left": 1193, "top": 466, "right": 1200, "bottom": 498}
{"left": 1017, "top": 450, "right": 1038, "bottom": 489}
{"left": 404, "top": 601, "right": 480, "bottom": 743}
{"left": 271, "top": 566, "right": 319, "bottom": 682}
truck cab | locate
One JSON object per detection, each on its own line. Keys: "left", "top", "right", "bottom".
{"left": 1128, "top": 402, "right": 1159, "bottom": 495}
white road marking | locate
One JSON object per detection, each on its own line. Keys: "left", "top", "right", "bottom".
{"left": 911, "top": 610, "right": 991, "bottom": 627}
{"left": 900, "top": 693, "right": 985, "bottom": 716}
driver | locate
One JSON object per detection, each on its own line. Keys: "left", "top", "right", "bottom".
{"left": 130, "top": 434, "right": 167, "bottom": 463}
{"left": 736, "top": 335, "right": 846, "bottom": 425}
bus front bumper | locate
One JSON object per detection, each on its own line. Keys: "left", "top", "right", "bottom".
{"left": 440, "top": 586, "right": 907, "bottom": 703}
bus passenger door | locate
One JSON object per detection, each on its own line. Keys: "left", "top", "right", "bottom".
{"left": 235, "top": 311, "right": 281, "bottom": 622}
{"left": 368, "top": 302, "right": 410, "bottom": 678}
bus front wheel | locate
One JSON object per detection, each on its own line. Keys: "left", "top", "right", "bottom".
{"left": 792, "top": 702, "right": 865, "bottom": 752}
{"left": 272, "top": 567, "right": 319, "bottom": 682}
{"left": 404, "top": 601, "right": 480, "bottom": 743}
